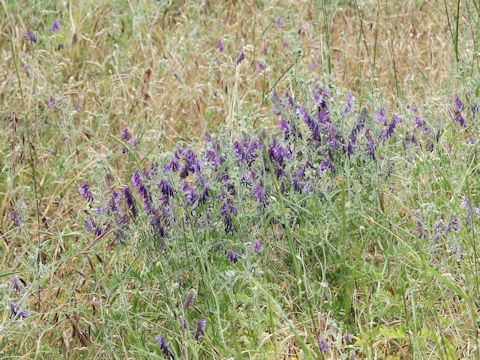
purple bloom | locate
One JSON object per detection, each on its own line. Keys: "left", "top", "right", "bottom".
{"left": 220, "top": 194, "right": 237, "bottom": 233}
{"left": 84, "top": 218, "right": 102, "bottom": 236}
{"left": 227, "top": 250, "right": 238, "bottom": 263}
{"left": 121, "top": 128, "right": 132, "bottom": 141}
{"left": 344, "top": 333, "right": 354, "bottom": 343}
{"left": 51, "top": 20, "right": 61, "bottom": 32}
{"left": 132, "top": 172, "right": 155, "bottom": 216}
{"left": 343, "top": 93, "right": 355, "bottom": 115}
{"left": 317, "top": 338, "right": 329, "bottom": 353}
{"left": 320, "top": 158, "right": 333, "bottom": 172}
{"left": 365, "top": 131, "right": 378, "bottom": 161}
{"left": 181, "top": 181, "right": 196, "bottom": 205}
{"left": 48, "top": 96, "right": 56, "bottom": 108}
{"left": 380, "top": 115, "right": 401, "bottom": 142}
{"left": 216, "top": 39, "right": 224, "bottom": 52}
{"left": 155, "top": 336, "right": 174, "bottom": 359}
{"left": 416, "top": 221, "right": 424, "bottom": 239}
{"left": 253, "top": 240, "right": 264, "bottom": 254}
{"left": 279, "top": 119, "right": 291, "bottom": 140}
{"left": 164, "top": 151, "right": 180, "bottom": 173}
{"left": 376, "top": 108, "right": 387, "bottom": 125}
{"left": 23, "top": 31, "right": 37, "bottom": 44}
{"left": 268, "top": 139, "right": 292, "bottom": 177}
{"left": 253, "top": 183, "right": 267, "bottom": 203}
{"left": 79, "top": 181, "right": 94, "bottom": 203}
{"left": 454, "top": 96, "right": 464, "bottom": 112}
{"left": 298, "top": 107, "right": 320, "bottom": 142}
{"left": 183, "top": 290, "right": 196, "bottom": 310}
{"left": 11, "top": 277, "right": 23, "bottom": 293}
{"left": 235, "top": 51, "right": 245, "bottom": 65}
{"left": 181, "top": 318, "right": 187, "bottom": 329}
{"left": 179, "top": 148, "right": 200, "bottom": 178}
{"left": 158, "top": 180, "right": 175, "bottom": 204}
{"left": 453, "top": 96, "right": 466, "bottom": 127}
{"left": 9, "top": 211, "right": 21, "bottom": 227}
{"left": 122, "top": 186, "right": 137, "bottom": 217}
{"left": 10, "top": 303, "right": 28, "bottom": 319}
{"left": 275, "top": 17, "right": 285, "bottom": 29}
{"left": 194, "top": 320, "right": 207, "bottom": 340}
{"left": 257, "top": 62, "right": 265, "bottom": 72}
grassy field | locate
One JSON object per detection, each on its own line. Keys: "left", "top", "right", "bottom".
{"left": 1, "top": 0, "right": 480, "bottom": 359}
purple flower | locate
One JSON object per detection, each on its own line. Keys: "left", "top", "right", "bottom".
{"left": 253, "top": 183, "right": 267, "bottom": 203}
{"left": 235, "top": 51, "right": 245, "bottom": 65}
{"left": 11, "top": 277, "right": 23, "bottom": 293}
{"left": 279, "top": 119, "right": 291, "bottom": 140}
{"left": 10, "top": 303, "right": 28, "bottom": 319}
{"left": 343, "top": 93, "right": 355, "bottom": 115}
{"left": 181, "top": 181, "right": 196, "bottom": 205}
{"left": 84, "top": 218, "right": 102, "bottom": 236}
{"left": 454, "top": 96, "right": 464, "bottom": 112}
{"left": 48, "top": 96, "right": 56, "bottom": 108}
{"left": 179, "top": 148, "right": 200, "bottom": 178}
{"left": 320, "top": 158, "right": 333, "bottom": 172}
{"left": 227, "top": 250, "right": 238, "bottom": 263}
{"left": 132, "top": 172, "right": 155, "bottom": 216}
{"left": 376, "top": 108, "right": 387, "bottom": 125}
{"left": 23, "top": 31, "right": 37, "bottom": 44}
{"left": 51, "top": 20, "right": 61, "bottom": 32}
{"left": 257, "top": 62, "right": 265, "bottom": 72}
{"left": 416, "top": 221, "right": 424, "bottom": 239}
{"left": 253, "top": 240, "right": 264, "bottom": 254}
{"left": 155, "top": 336, "right": 174, "bottom": 359}
{"left": 181, "top": 318, "right": 187, "bottom": 329}
{"left": 56, "top": 43, "right": 64, "bottom": 51}
{"left": 380, "top": 115, "right": 401, "bottom": 142}
{"left": 365, "top": 131, "right": 378, "bottom": 161}
{"left": 317, "top": 338, "right": 329, "bottom": 353}
{"left": 158, "top": 180, "right": 175, "bottom": 205}
{"left": 122, "top": 186, "right": 137, "bottom": 217}
{"left": 453, "top": 96, "right": 466, "bottom": 127}
{"left": 275, "top": 17, "right": 285, "bottom": 29}
{"left": 220, "top": 194, "right": 237, "bottom": 233}
{"left": 183, "top": 290, "right": 196, "bottom": 310}
{"left": 9, "top": 211, "right": 21, "bottom": 227}
{"left": 298, "top": 107, "right": 320, "bottom": 142}
{"left": 216, "top": 39, "right": 224, "bottom": 52}
{"left": 344, "top": 333, "right": 354, "bottom": 343}
{"left": 194, "top": 320, "right": 207, "bottom": 340}
{"left": 79, "top": 181, "right": 94, "bottom": 203}
{"left": 164, "top": 151, "right": 180, "bottom": 173}
{"left": 121, "top": 128, "right": 132, "bottom": 141}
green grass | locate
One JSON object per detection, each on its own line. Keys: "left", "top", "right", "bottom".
{"left": 1, "top": 1, "right": 480, "bottom": 359}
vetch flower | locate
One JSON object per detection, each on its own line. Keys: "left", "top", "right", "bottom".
{"left": 343, "top": 93, "right": 355, "bottom": 116}
{"left": 257, "top": 62, "right": 265, "bottom": 72}
{"left": 183, "top": 289, "right": 196, "bottom": 310}
{"left": 253, "top": 240, "right": 264, "bottom": 254}
{"left": 216, "top": 39, "right": 224, "bottom": 52}
{"left": 194, "top": 320, "right": 207, "bottom": 340}
{"left": 155, "top": 336, "right": 174, "bottom": 359}
{"left": 9, "top": 211, "right": 21, "bottom": 227}
{"left": 376, "top": 108, "right": 387, "bottom": 125}
{"left": 317, "top": 338, "right": 329, "bottom": 353}
{"left": 10, "top": 303, "right": 29, "bottom": 319}
{"left": 235, "top": 51, "right": 245, "bottom": 65}
{"left": 23, "top": 31, "right": 37, "bottom": 44}
{"left": 227, "top": 250, "right": 238, "bottom": 263}
{"left": 79, "top": 181, "right": 94, "bottom": 203}
{"left": 453, "top": 96, "right": 466, "bottom": 127}
{"left": 123, "top": 186, "right": 138, "bottom": 217}
{"left": 11, "top": 277, "right": 23, "bottom": 293}
{"left": 51, "top": 20, "right": 61, "bottom": 32}
{"left": 253, "top": 182, "right": 267, "bottom": 204}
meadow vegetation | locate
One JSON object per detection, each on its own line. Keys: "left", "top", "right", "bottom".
{"left": 1, "top": 0, "right": 480, "bottom": 358}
